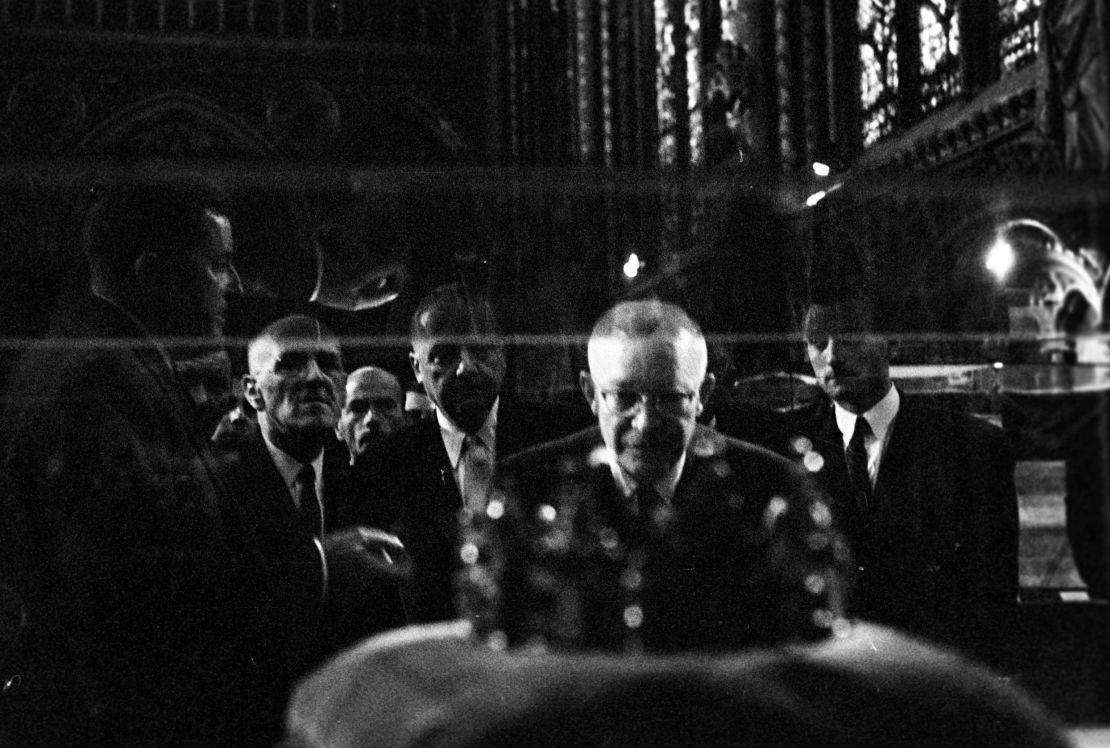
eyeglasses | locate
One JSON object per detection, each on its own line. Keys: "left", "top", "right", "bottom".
{"left": 599, "top": 389, "right": 696, "bottom": 416}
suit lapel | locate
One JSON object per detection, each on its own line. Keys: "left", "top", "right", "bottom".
{"left": 322, "top": 442, "right": 355, "bottom": 531}
{"left": 803, "top": 399, "right": 868, "bottom": 536}
{"left": 815, "top": 404, "right": 852, "bottom": 499}
{"left": 673, "top": 450, "right": 705, "bottom": 511}
{"left": 872, "top": 395, "right": 917, "bottom": 509}
{"left": 492, "top": 399, "right": 526, "bottom": 460}
{"left": 417, "top": 417, "right": 461, "bottom": 514}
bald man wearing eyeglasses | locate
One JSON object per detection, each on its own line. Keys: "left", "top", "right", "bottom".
{"left": 469, "top": 299, "right": 844, "bottom": 653}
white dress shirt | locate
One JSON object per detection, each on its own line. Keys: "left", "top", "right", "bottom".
{"left": 833, "top": 384, "right": 900, "bottom": 487}
{"left": 437, "top": 398, "right": 500, "bottom": 507}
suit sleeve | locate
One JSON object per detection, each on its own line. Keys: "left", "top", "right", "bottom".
{"left": 1, "top": 373, "right": 324, "bottom": 741}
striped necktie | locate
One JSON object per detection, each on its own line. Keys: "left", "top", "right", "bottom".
{"left": 461, "top": 434, "right": 494, "bottom": 511}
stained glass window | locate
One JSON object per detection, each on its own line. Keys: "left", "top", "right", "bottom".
{"left": 859, "top": 0, "right": 898, "bottom": 146}
{"left": 685, "top": 0, "right": 703, "bottom": 165}
{"left": 999, "top": 0, "right": 1042, "bottom": 74}
{"left": 919, "top": 0, "right": 960, "bottom": 113}
{"left": 655, "top": 0, "right": 678, "bottom": 166}
{"left": 653, "top": 0, "right": 705, "bottom": 167}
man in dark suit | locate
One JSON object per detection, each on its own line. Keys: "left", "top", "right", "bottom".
{"left": 0, "top": 180, "right": 403, "bottom": 747}
{"left": 796, "top": 290, "right": 1019, "bottom": 664}
{"left": 459, "top": 299, "right": 849, "bottom": 652}
{"left": 236, "top": 315, "right": 356, "bottom": 544}
{"left": 224, "top": 316, "right": 408, "bottom": 672}
{"left": 361, "top": 283, "right": 587, "bottom": 623}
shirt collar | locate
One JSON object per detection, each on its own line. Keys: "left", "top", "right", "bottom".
{"left": 437, "top": 398, "right": 500, "bottom": 469}
{"left": 607, "top": 447, "right": 687, "bottom": 503}
{"left": 833, "top": 384, "right": 900, "bottom": 446}
{"left": 260, "top": 428, "right": 325, "bottom": 497}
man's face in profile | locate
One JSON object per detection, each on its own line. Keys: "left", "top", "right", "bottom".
{"left": 584, "top": 331, "right": 708, "bottom": 490}
{"left": 337, "top": 368, "right": 405, "bottom": 461}
{"left": 803, "top": 301, "right": 891, "bottom": 413}
{"left": 176, "top": 210, "right": 240, "bottom": 338}
{"left": 411, "top": 308, "right": 506, "bottom": 434}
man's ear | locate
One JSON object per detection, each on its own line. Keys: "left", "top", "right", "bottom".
{"left": 409, "top": 351, "right": 423, "bottom": 384}
{"left": 696, "top": 373, "right": 716, "bottom": 417}
{"left": 242, "top": 373, "right": 265, "bottom": 413}
{"left": 579, "top": 371, "right": 599, "bottom": 415}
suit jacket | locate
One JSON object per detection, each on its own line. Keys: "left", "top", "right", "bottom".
{"left": 216, "top": 430, "right": 407, "bottom": 681}
{"left": 466, "top": 424, "right": 847, "bottom": 652}
{"left": 0, "top": 294, "right": 324, "bottom": 747}
{"left": 797, "top": 392, "right": 1019, "bottom": 663}
{"left": 357, "top": 398, "right": 590, "bottom": 623}
{"left": 284, "top": 622, "right": 1069, "bottom": 748}
{"left": 220, "top": 429, "right": 358, "bottom": 546}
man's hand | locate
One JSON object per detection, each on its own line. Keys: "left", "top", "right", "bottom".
{"left": 322, "top": 526, "right": 411, "bottom": 604}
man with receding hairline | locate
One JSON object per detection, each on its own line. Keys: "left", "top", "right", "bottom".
{"left": 286, "top": 299, "right": 1068, "bottom": 748}
{"left": 356, "top": 283, "right": 588, "bottom": 623}
{"left": 233, "top": 315, "right": 358, "bottom": 548}
{"left": 582, "top": 299, "right": 717, "bottom": 500}
{"left": 222, "top": 316, "right": 408, "bottom": 689}
{"left": 0, "top": 181, "right": 392, "bottom": 746}
{"left": 474, "top": 298, "right": 842, "bottom": 651}
{"left": 337, "top": 366, "right": 406, "bottom": 465}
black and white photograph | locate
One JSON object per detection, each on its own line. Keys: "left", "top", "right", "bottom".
{"left": 0, "top": 1, "right": 1107, "bottom": 745}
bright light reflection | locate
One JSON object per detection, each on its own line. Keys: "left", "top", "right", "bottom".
{"left": 623, "top": 253, "right": 642, "bottom": 278}
{"left": 806, "top": 191, "right": 827, "bottom": 207}
{"left": 986, "top": 237, "right": 1016, "bottom": 280}
{"left": 812, "top": 162, "right": 831, "bottom": 177}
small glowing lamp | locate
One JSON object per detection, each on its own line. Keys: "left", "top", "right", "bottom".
{"left": 985, "top": 236, "right": 1016, "bottom": 281}
{"left": 805, "top": 190, "right": 827, "bottom": 207}
{"left": 622, "top": 253, "right": 641, "bottom": 279}
{"left": 812, "top": 161, "right": 831, "bottom": 177}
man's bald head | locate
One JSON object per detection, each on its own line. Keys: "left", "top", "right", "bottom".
{"left": 247, "top": 315, "right": 341, "bottom": 376}
{"left": 337, "top": 366, "right": 406, "bottom": 462}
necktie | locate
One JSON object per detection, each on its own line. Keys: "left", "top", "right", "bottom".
{"left": 295, "top": 463, "right": 324, "bottom": 539}
{"left": 461, "top": 434, "right": 494, "bottom": 511}
{"left": 845, "top": 416, "right": 872, "bottom": 515}
{"left": 630, "top": 485, "right": 663, "bottom": 518}
{"left": 627, "top": 485, "right": 674, "bottom": 541}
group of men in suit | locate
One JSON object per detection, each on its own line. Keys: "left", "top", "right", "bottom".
{"left": 0, "top": 177, "right": 1031, "bottom": 746}
{"left": 362, "top": 284, "right": 1018, "bottom": 668}
{"left": 0, "top": 182, "right": 405, "bottom": 746}
{"left": 288, "top": 294, "right": 1055, "bottom": 748}
{"left": 460, "top": 297, "right": 850, "bottom": 652}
